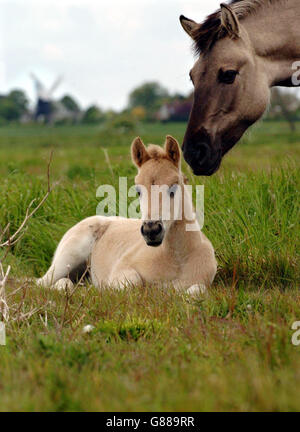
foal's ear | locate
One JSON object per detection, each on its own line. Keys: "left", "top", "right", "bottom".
{"left": 131, "top": 137, "right": 150, "bottom": 168}
{"left": 220, "top": 3, "right": 241, "bottom": 39}
{"left": 179, "top": 15, "right": 200, "bottom": 39}
{"left": 165, "top": 135, "right": 181, "bottom": 168}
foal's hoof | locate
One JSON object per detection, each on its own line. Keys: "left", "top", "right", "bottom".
{"left": 187, "top": 284, "right": 207, "bottom": 297}
{"left": 36, "top": 278, "right": 46, "bottom": 287}
{"left": 54, "top": 278, "right": 74, "bottom": 292}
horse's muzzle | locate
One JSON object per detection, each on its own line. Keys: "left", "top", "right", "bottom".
{"left": 182, "top": 129, "right": 222, "bottom": 176}
{"left": 141, "top": 220, "right": 165, "bottom": 247}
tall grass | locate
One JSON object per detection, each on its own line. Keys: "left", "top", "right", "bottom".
{"left": 0, "top": 121, "right": 299, "bottom": 411}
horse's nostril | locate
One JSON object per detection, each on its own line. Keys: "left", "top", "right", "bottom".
{"left": 196, "top": 142, "right": 210, "bottom": 166}
{"left": 184, "top": 141, "right": 211, "bottom": 168}
{"left": 183, "top": 134, "right": 221, "bottom": 176}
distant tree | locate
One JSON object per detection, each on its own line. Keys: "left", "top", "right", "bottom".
{"left": 269, "top": 89, "right": 299, "bottom": 131}
{"left": 60, "top": 95, "right": 80, "bottom": 113}
{"left": 131, "top": 106, "right": 146, "bottom": 121}
{"left": 128, "top": 82, "right": 169, "bottom": 115}
{"left": 169, "top": 92, "right": 186, "bottom": 102}
{"left": 105, "top": 110, "right": 117, "bottom": 121}
{"left": 0, "top": 89, "right": 29, "bottom": 122}
{"left": 82, "top": 105, "right": 105, "bottom": 124}
{"left": 9, "top": 90, "right": 29, "bottom": 114}
{"left": 0, "top": 98, "right": 18, "bottom": 122}
{"left": 108, "top": 112, "right": 137, "bottom": 134}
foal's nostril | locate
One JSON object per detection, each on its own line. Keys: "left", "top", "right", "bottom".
{"left": 141, "top": 221, "right": 164, "bottom": 246}
{"left": 155, "top": 223, "right": 163, "bottom": 235}
{"left": 141, "top": 221, "right": 163, "bottom": 238}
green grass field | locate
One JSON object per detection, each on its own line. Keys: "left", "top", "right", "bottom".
{"left": 0, "top": 121, "right": 299, "bottom": 411}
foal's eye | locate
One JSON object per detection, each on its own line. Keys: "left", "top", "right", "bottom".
{"left": 168, "top": 184, "right": 178, "bottom": 198}
{"left": 218, "top": 69, "right": 238, "bottom": 84}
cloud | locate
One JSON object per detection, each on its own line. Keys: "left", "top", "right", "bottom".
{"left": 43, "top": 44, "right": 64, "bottom": 61}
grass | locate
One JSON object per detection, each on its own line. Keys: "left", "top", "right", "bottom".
{"left": 0, "top": 120, "right": 299, "bottom": 411}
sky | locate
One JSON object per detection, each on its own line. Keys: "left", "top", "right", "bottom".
{"left": 0, "top": 0, "right": 221, "bottom": 110}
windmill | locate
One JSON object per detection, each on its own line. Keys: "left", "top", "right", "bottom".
{"left": 30, "top": 73, "right": 63, "bottom": 123}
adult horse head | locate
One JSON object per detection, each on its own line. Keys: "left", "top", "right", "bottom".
{"left": 180, "top": 0, "right": 300, "bottom": 175}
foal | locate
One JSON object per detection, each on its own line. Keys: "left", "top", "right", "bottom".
{"left": 37, "top": 136, "right": 217, "bottom": 295}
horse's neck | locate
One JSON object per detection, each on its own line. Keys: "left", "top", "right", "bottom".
{"left": 245, "top": 0, "right": 300, "bottom": 86}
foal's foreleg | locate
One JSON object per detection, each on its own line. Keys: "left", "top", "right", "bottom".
{"left": 37, "top": 217, "right": 105, "bottom": 288}
{"left": 180, "top": 242, "right": 217, "bottom": 297}
{"left": 108, "top": 268, "right": 142, "bottom": 290}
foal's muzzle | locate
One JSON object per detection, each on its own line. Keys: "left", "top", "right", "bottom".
{"left": 141, "top": 220, "right": 165, "bottom": 247}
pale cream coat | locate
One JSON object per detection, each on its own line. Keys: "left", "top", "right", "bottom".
{"left": 38, "top": 136, "right": 217, "bottom": 295}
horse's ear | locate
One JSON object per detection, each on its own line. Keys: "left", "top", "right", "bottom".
{"left": 220, "top": 3, "right": 241, "bottom": 39}
{"left": 179, "top": 15, "right": 199, "bottom": 39}
{"left": 165, "top": 135, "right": 181, "bottom": 168}
{"left": 131, "top": 137, "right": 150, "bottom": 168}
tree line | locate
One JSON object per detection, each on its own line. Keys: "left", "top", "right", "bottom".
{"left": 0, "top": 83, "right": 299, "bottom": 127}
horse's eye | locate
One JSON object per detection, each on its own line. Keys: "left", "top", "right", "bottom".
{"left": 168, "top": 184, "right": 178, "bottom": 198}
{"left": 136, "top": 186, "right": 141, "bottom": 197}
{"left": 218, "top": 69, "right": 238, "bottom": 84}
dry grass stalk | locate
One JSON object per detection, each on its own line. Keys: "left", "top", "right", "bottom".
{"left": 0, "top": 152, "right": 54, "bottom": 323}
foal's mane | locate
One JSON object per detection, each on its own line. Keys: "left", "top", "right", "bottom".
{"left": 145, "top": 144, "right": 188, "bottom": 183}
{"left": 147, "top": 145, "right": 169, "bottom": 161}
{"left": 192, "top": 0, "right": 284, "bottom": 54}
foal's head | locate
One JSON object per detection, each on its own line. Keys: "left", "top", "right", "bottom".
{"left": 131, "top": 135, "right": 185, "bottom": 247}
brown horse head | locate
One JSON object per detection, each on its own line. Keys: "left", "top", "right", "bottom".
{"left": 180, "top": 2, "right": 272, "bottom": 175}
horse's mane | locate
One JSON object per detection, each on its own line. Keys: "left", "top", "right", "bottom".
{"left": 192, "top": 0, "right": 284, "bottom": 54}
